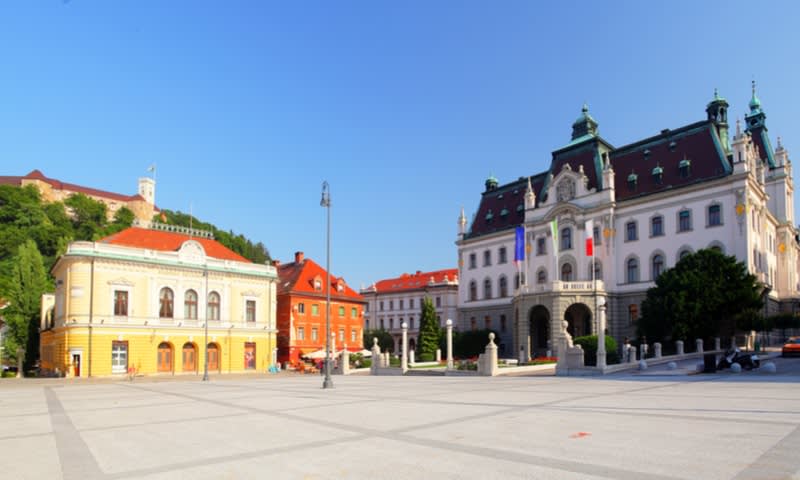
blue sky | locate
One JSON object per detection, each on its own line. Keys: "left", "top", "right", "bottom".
{"left": 2, "top": 1, "right": 799, "bottom": 289}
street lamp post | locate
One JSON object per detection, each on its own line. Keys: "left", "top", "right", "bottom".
{"left": 203, "top": 267, "right": 209, "bottom": 381}
{"left": 321, "top": 181, "right": 334, "bottom": 389}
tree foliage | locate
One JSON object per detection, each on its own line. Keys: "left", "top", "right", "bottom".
{"left": 2, "top": 240, "right": 51, "bottom": 370}
{"left": 417, "top": 297, "right": 441, "bottom": 357}
{"left": 449, "top": 329, "right": 498, "bottom": 358}
{"left": 363, "top": 328, "right": 394, "bottom": 352}
{"left": 638, "top": 249, "right": 763, "bottom": 343}
{"left": 156, "top": 209, "right": 271, "bottom": 264}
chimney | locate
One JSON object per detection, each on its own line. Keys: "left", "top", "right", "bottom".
{"left": 294, "top": 251, "right": 304, "bottom": 263}
{"left": 272, "top": 260, "right": 281, "bottom": 267}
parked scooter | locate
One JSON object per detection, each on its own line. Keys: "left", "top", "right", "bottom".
{"left": 717, "top": 348, "right": 760, "bottom": 370}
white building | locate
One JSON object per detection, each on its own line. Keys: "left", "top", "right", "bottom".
{"left": 361, "top": 269, "right": 458, "bottom": 353}
{"left": 456, "top": 87, "right": 799, "bottom": 359}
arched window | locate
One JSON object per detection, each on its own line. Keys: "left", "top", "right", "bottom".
{"left": 184, "top": 289, "right": 198, "bottom": 319}
{"left": 678, "top": 248, "right": 692, "bottom": 261}
{"left": 561, "top": 263, "right": 573, "bottom": 281}
{"left": 499, "top": 276, "right": 508, "bottom": 298}
{"left": 159, "top": 287, "right": 174, "bottom": 318}
{"left": 207, "top": 291, "right": 220, "bottom": 321}
{"left": 652, "top": 254, "right": 664, "bottom": 280}
{"left": 483, "top": 278, "right": 492, "bottom": 299}
{"left": 561, "top": 227, "right": 572, "bottom": 250}
{"left": 469, "top": 281, "right": 477, "bottom": 301}
{"left": 537, "top": 269, "right": 547, "bottom": 284}
{"left": 626, "top": 258, "right": 639, "bottom": 283}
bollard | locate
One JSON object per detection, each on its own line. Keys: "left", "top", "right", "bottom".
{"left": 654, "top": 342, "right": 662, "bottom": 358}
{"left": 676, "top": 340, "right": 684, "bottom": 356}
{"left": 696, "top": 339, "right": 704, "bottom": 354}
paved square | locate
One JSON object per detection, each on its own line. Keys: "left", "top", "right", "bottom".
{"left": 2, "top": 367, "right": 800, "bottom": 479}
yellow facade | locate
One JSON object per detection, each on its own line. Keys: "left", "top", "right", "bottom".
{"left": 40, "top": 236, "right": 278, "bottom": 378}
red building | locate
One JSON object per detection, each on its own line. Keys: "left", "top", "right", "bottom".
{"left": 276, "top": 252, "right": 365, "bottom": 364}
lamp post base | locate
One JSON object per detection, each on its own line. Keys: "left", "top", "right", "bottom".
{"left": 322, "top": 377, "right": 334, "bottom": 389}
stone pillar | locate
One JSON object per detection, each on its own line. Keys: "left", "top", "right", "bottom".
{"left": 409, "top": 350, "right": 415, "bottom": 365}
{"left": 482, "top": 332, "right": 499, "bottom": 376}
{"left": 435, "top": 349, "right": 441, "bottom": 363}
{"left": 340, "top": 350, "right": 349, "bottom": 375}
{"left": 446, "top": 319, "right": 454, "bottom": 370}
{"left": 596, "top": 299, "right": 607, "bottom": 369}
{"left": 654, "top": 342, "right": 662, "bottom": 358}
{"left": 401, "top": 322, "right": 409, "bottom": 373}
{"left": 627, "top": 345, "right": 637, "bottom": 363}
{"left": 519, "top": 345, "right": 526, "bottom": 364}
{"left": 695, "top": 338, "right": 703, "bottom": 354}
{"left": 676, "top": 340, "right": 684, "bottom": 356}
{"left": 370, "top": 338, "right": 381, "bottom": 373}
{"left": 383, "top": 352, "right": 390, "bottom": 367}
{"left": 714, "top": 337, "right": 721, "bottom": 351}
{"left": 640, "top": 343, "right": 647, "bottom": 360}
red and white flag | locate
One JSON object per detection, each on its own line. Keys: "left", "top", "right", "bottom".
{"left": 585, "top": 220, "right": 594, "bottom": 257}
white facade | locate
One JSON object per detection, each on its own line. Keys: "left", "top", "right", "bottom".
{"left": 361, "top": 270, "right": 458, "bottom": 353}
{"left": 456, "top": 90, "right": 799, "bottom": 359}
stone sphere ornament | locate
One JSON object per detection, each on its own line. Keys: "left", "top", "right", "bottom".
{"left": 730, "top": 363, "right": 742, "bottom": 373}
{"left": 666, "top": 362, "right": 677, "bottom": 370}
{"left": 638, "top": 360, "right": 648, "bottom": 371}
{"left": 762, "top": 362, "right": 776, "bottom": 374}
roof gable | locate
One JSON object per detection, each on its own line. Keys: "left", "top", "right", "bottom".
{"left": 100, "top": 227, "right": 250, "bottom": 263}
{"left": 369, "top": 268, "right": 458, "bottom": 293}
{"left": 277, "top": 257, "right": 363, "bottom": 301}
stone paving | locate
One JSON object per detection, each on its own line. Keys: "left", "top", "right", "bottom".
{"left": 1, "top": 361, "right": 800, "bottom": 480}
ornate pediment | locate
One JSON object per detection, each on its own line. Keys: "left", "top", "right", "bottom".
{"left": 178, "top": 240, "right": 207, "bottom": 264}
{"left": 542, "top": 162, "right": 596, "bottom": 206}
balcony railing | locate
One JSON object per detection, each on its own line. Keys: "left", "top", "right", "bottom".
{"left": 50, "top": 314, "right": 270, "bottom": 330}
{"left": 521, "top": 280, "right": 605, "bottom": 295}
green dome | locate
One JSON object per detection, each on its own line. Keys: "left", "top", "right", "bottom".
{"left": 749, "top": 81, "right": 761, "bottom": 111}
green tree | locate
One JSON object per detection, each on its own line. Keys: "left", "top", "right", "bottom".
{"left": 363, "top": 328, "right": 394, "bottom": 352}
{"left": 417, "top": 297, "right": 441, "bottom": 360}
{"left": 64, "top": 193, "right": 108, "bottom": 240}
{"left": 2, "top": 240, "right": 51, "bottom": 371}
{"left": 638, "top": 249, "right": 763, "bottom": 343}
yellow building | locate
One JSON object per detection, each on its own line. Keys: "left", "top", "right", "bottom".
{"left": 40, "top": 224, "right": 278, "bottom": 378}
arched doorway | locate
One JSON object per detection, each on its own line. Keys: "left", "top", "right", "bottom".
{"left": 207, "top": 343, "right": 220, "bottom": 372}
{"left": 529, "top": 305, "right": 551, "bottom": 357}
{"left": 182, "top": 342, "right": 197, "bottom": 373}
{"left": 564, "top": 303, "right": 592, "bottom": 339}
{"left": 157, "top": 342, "right": 173, "bottom": 373}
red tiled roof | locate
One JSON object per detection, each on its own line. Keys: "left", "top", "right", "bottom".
{"left": 370, "top": 268, "right": 458, "bottom": 293}
{"left": 0, "top": 176, "right": 23, "bottom": 186}
{"left": 277, "top": 256, "right": 363, "bottom": 302}
{"left": 99, "top": 227, "right": 250, "bottom": 263}
{"left": 22, "top": 169, "right": 146, "bottom": 204}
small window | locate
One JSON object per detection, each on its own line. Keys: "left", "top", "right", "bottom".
{"left": 651, "top": 216, "right": 664, "bottom": 237}
{"left": 678, "top": 210, "right": 692, "bottom": 232}
{"left": 435, "top": 296, "right": 441, "bottom": 308}
{"left": 312, "top": 304, "right": 319, "bottom": 316}
{"left": 246, "top": 300, "right": 256, "bottom": 322}
{"left": 561, "top": 263, "right": 573, "bottom": 282}
{"left": 652, "top": 254, "right": 664, "bottom": 280}
{"left": 483, "top": 278, "right": 492, "bottom": 299}
{"left": 500, "top": 315, "right": 507, "bottom": 333}
{"left": 399, "top": 299, "right": 404, "bottom": 310}
{"left": 159, "top": 287, "right": 174, "bottom": 318}
{"left": 184, "top": 289, "right": 198, "bottom": 320}
{"left": 469, "top": 281, "right": 477, "bottom": 301}
{"left": 298, "top": 326, "right": 305, "bottom": 340}
{"left": 389, "top": 300, "right": 394, "bottom": 310}
{"left": 652, "top": 165, "right": 663, "bottom": 184}
{"left": 208, "top": 292, "right": 220, "bottom": 321}
{"left": 560, "top": 228, "right": 572, "bottom": 251}
{"left": 409, "top": 298, "right": 414, "bottom": 309}
{"left": 627, "top": 258, "right": 639, "bottom": 283}
{"left": 469, "top": 253, "right": 477, "bottom": 269}
{"left": 628, "top": 304, "right": 639, "bottom": 325}
{"left": 114, "top": 290, "right": 128, "bottom": 317}
{"left": 297, "top": 302, "right": 305, "bottom": 314}
{"left": 379, "top": 301, "right": 384, "bottom": 311}
{"left": 708, "top": 204, "right": 722, "bottom": 226}
{"left": 679, "top": 158, "right": 691, "bottom": 178}
{"left": 484, "top": 316, "right": 491, "bottom": 330}
{"left": 626, "top": 221, "right": 638, "bottom": 241}
{"left": 312, "top": 327, "right": 319, "bottom": 341}
{"left": 351, "top": 329, "right": 357, "bottom": 343}
{"left": 628, "top": 173, "right": 638, "bottom": 191}
{"left": 483, "top": 250, "right": 492, "bottom": 266}
{"left": 351, "top": 307, "right": 357, "bottom": 318}
{"left": 537, "top": 269, "right": 547, "bottom": 284}
{"left": 593, "top": 226, "right": 601, "bottom": 246}
{"left": 338, "top": 306, "right": 345, "bottom": 316}
{"left": 338, "top": 328, "right": 344, "bottom": 342}
{"left": 536, "top": 237, "right": 546, "bottom": 256}
{"left": 498, "top": 247, "right": 507, "bottom": 264}
{"left": 499, "top": 276, "right": 508, "bottom": 298}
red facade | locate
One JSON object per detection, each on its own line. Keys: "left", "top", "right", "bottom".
{"left": 276, "top": 252, "right": 365, "bottom": 364}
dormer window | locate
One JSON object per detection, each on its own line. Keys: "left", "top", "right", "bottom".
{"left": 516, "top": 204, "right": 524, "bottom": 215}
{"left": 313, "top": 276, "right": 322, "bottom": 291}
{"left": 627, "top": 173, "right": 638, "bottom": 192}
{"left": 643, "top": 149, "right": 651, "bottom": 160}
{"left": 485, "top": 210, "right": 494, "bottom": 222}
{"left": 679, "top": 158, "right": 691, "bottom": 178}
{"left": 500, "top": 208, "right": 509, "bottom": 218}
{"left": 668, "top": 141, "right": 677, "bottom": 152}
{"left": 652, "top": 165, "right": 663, "bottom": 184}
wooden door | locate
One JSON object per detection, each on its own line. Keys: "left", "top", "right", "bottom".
{"left": 182, "top": 343, "right": 196, "bottom": 372}
{"left": 157, "top": 343, "right": 173, "bottom": 373}
{"left": 207, "top": 344, "right": 219, "bottom": 371}
{"left": 72, "top": 354, "right": 81, "bottom": 377}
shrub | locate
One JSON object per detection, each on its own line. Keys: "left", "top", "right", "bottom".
{"left": 452, "top": 329, "right": 498, "bottom": 358}
{"left": 574, "top": 335, "right": 619, "bottom": 366}
{"left": 418, "top": 352, "right": 435, "bottom": 362}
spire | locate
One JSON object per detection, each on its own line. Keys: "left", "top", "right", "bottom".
{"left": 485, "top": 174, "right": 499, "bottom": 192}
{"left": 735, "top": 117, "right": 742, "bottom": 137}
{"left": 749, "top": 80, "right": 762, "bottom": 112}
{"left": 458, "top": 206, "right": 467, "bottom": 237}
{"left": 525, "top": 176, "right": 536, "bottom": 208}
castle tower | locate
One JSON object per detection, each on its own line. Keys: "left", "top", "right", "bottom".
{"left": 138, "top": 177, "right": 156, "bottom": 205}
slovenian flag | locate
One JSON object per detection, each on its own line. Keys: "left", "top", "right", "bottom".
{"left": 585, "top": 219, "right": 594, "bottom": 257}
{"left": 550, "top": 218, "right": 558, "bottom": 253}
{"left": 514, "top": 226, "right": 524, "bottom": 266}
